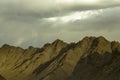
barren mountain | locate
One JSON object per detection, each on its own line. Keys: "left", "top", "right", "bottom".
{"left": 0, "top": 36, "right": 120, "bottom": 80}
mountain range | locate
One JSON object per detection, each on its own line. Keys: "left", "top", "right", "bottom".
{"left": 0, "top": 36, "right": 120, "bottom": 80}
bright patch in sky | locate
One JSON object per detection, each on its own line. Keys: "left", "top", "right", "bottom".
{"left": 15, "top": 37, "right": 25, "bottom": 46}
{"left": 44, "top": 9, "right": 103, "bottom": 23}
{"left": 56, "top": 0, "right": 98, "bottom": 4}
{"left": 80, "top": 0, "right": 98, "bottom": 3}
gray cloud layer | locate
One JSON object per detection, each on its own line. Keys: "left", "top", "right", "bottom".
{"left": 0, "top": 0, "right": 120, "bottom": 48}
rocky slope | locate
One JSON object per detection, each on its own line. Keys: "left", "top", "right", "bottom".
{"left": 0, "top": 75, "right": 6, "bottom": 80}
{"left": 0, "top": 36, "right": 120, "bottom": 80}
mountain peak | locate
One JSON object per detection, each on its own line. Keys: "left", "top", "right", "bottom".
{"left": 97, "top": 36, "right": 108, "bottom": 42}
{"left": 81, "top": 36, "right": 107, "bottom": 42}
{"left": 52, "top": 39, "right": 67, "bottom": 45}
{"left": 82, "top": 36, "right": 96, "bottom": 41}
{"left": 1, "top": 44, "right": 16, "bottom": 49}
{"left": 77, "top": 36, "right": 112, "bottom": 55}
{"left": 53, "top": 39, "right": 63, "bottom": 43}
{"left": 1, "top": 44, "right": 11, "bottom": 48}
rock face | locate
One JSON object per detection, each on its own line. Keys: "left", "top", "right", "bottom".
{"left": 0, "top": 36, "right": 120, "bottom": 80}
{"left": 0, "top": 75, "right": 6, "bottom": 80}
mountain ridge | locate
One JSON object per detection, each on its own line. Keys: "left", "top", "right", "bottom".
{"left": 0, "top": 36, "right": 120, "bottom": 80}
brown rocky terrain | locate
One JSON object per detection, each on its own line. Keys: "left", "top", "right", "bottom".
{"left": 0, "top": 36, "right": 120, "bottom": 80}
{"left": 0, "top": 75, "right": 6, "bottom": 80}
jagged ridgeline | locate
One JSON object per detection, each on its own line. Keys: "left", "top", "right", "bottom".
{"left": 0, "top": 36, "right": 120, "bottom": 80}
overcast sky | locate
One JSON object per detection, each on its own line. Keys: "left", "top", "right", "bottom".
{"left": 0, "top": 0, "right": 120, "bottom": 48}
